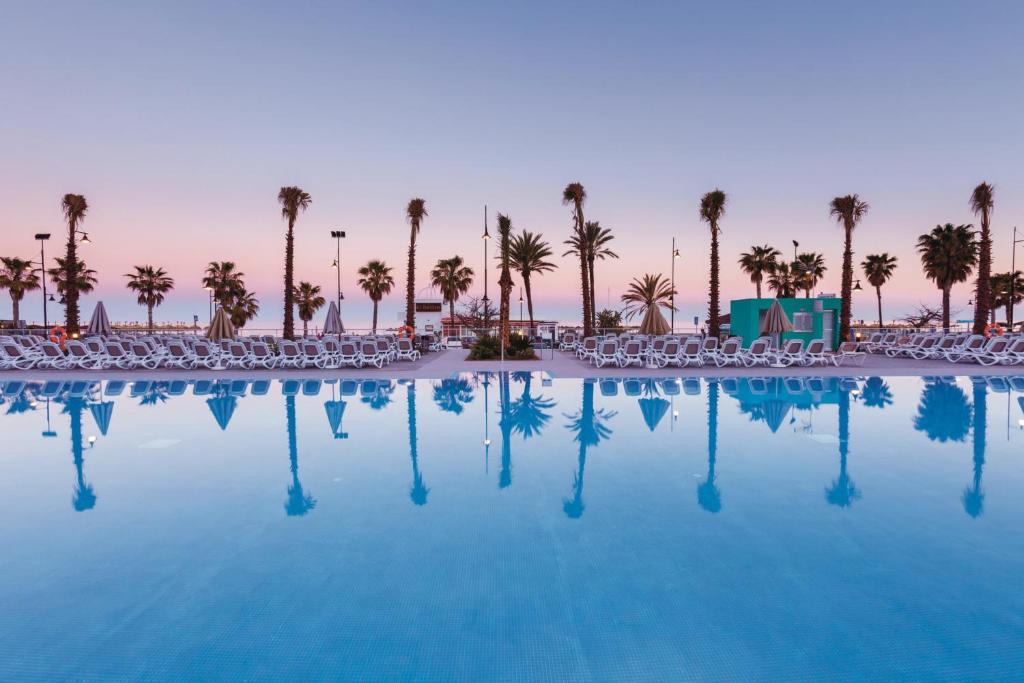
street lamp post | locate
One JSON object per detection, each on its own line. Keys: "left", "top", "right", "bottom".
{"left": 34, "top": 233, "right": 50, "bottom": 329}
{"left": 204, "top": 287, "right": 214, "bottom": 324}
{"left": 482, "top": 205, "right": 490, "bottom": 334}
{"left": 518, "top": 288, "right": 523, "bottom": 331}
{"left": 1010, "top": 227, "right": 1022, "bottom": 330}
{"left": 330, "top": 230, "right": 346, "bottom": 316}
{"left": 670, "top": 237, "right": 680, "bottom": 333}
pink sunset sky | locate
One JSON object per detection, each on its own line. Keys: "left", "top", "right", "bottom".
{"left": 2, "top": 2, "right": 1022, "bottom": 330}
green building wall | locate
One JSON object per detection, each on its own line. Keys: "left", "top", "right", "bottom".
{"left": 728, "top": 297, "right": 843, "bottom": 350}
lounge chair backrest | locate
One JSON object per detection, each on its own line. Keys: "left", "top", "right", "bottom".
{"left": 683, "top": 340, "right": 701, "bottom": 355}
{"left": 663, "top": 341, "right": 680, "bottom": 355}
{"left": 229, "top": 342, "right": 246, "bottom": 357}
{"left": 651, "top": 338, "right": 665, "bottom": 352}
{"left": 806, "top": 339, "right": 825, "bottom": 354}
{"left": 131, "top": 342, "right": 151, "bottom": 356}
{"left": 749, "top": 339, "right": 769, "bottom": 354}
{"left": 964, "top": 336, "right": 985, "bottom": 350}
{"left": 783, "top": 339, "right": 803, "bottom": 354}
{"left": 583, "top": 338, "right": 598, "bottom": 351}
{"left": 3, "top": 343, "right": 23, "bottom": 357}
{"left": 302, "top": 341, "right": 320, "bottom": 355}
{"left": 837, "top": 342, "right": 858, "bottom": 353}
{"left": 340, "top": 342, "right": 357, "bottom": 356}
{"left": 361, "top": 342, "right": 377, "bottom": 355}
{"left": 623, "top": 340, "right": 641, "bottom": 355}
{"left": 41, "top": 343, "right": 63, "bottom": 357}
{"left": 987, "top": 337, "right": 1009, "bottom": 352}
{"left": 599, "top": 341, "right": 618, "bottom": 355}
{"left": 398, "top": 339, "right": 413, "bottom": 351}
{"left": 722, "top": 338, "right": 741, "bottom": 354}
{"left": 702, "top": 337, "right": 719, "bottom": 351}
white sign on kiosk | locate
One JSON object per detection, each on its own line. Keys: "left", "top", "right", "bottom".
{"left": 413, "top": 298, "right": 443, "bottom": 335}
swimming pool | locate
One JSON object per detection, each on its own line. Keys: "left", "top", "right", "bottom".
{"left": 2, "top": 374, "right": 1022, "bottom": 681}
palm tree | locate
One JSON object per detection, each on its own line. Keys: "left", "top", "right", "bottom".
{"left": 620, "top": 273, "right": 675, "bottom": 321}
{"left": 357, "top": 259, "right": 394, "bottom": 333}
{"left": 124, "top": 266, "right": 174, "bottom": 333}
{"left": 829, "top": 194, "right": 869, "bottom": 342}
{"left": 508, "top": 372, "right": 555, "bottom": 439}
{"left": 699, "top": 189, "right": 727, "bottom": 337}
{"left": 294, "top": 281, "right": 326, "bottom": 337}
{"left": 766, "top": 261, "right": 796, "bottom": 298}
{"left": 48, "top": 257, "right": 98, "bottom": 298}
{"left": 794, "top": 252, "right": 827, "bottom": 297}
{"left": 970, "top": 182, "right": 995, "bottom": 334}
{"left": 202, "top": 261, "right": 245, "bottom": 308}
{"left": 510, "top": 231, "right": 556, "bottom": 334}
{"left": 859, "top": 377, "right": 894, "bottom": 409}
{"left": 563, "top": 221, "right": 618, "bottom": 329}
{"left": 496, "top": 213, "right": 515, "bottom": 346}
{"left": 0, "top": 257, "right": 41, "bottom": 327}
{"left": 738, "top": 245, "right": 781, "bottom": 298}
{"left": 277, "top": 186, "right": 312, "bottom": 340}
{"left": 404, "top": 198, "right": 428, "bottom": 329}
{"left": 430, "top": 256, "right": 474, "bottom": 335}
{"left": 861, "top": 253, "right": 898, "bottom": 327}
{"left": 562, "top": 183, "right": 592, "bottom": 336}
{"left": 917, "top": 223, "right": 978, "bottom": 331}
{"left": 284, "top": 395, "right": 316, "bottom": 516}
{"left": 913, "top": 379, "right": 971, "bottom": 443}
{"left": 990, "top": 271, "right": 1024, "bottom": 325}
{"left": 228, "top": 289, "right": 260, "bottom": 329}
{"left": 60, "top": 193, "right": 88, "bottom": 335}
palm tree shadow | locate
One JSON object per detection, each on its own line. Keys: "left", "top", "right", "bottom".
{"left": 63, "top": 396, "right": 96, "bottom": 511}
{"left": 432, "top": 378, "right": 474, "bottom": 415}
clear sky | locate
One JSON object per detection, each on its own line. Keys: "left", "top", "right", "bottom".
{"left": 2, "top": 1, "right": 1022, "bottom": 330}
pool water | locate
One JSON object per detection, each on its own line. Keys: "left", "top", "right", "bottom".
{"left": 1, "top": 374, "right": 1023, "bottom": 681}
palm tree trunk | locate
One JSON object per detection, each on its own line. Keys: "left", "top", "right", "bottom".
{"left": 11, "top": 294, "right": 19, "bottom": 328}
{"left": 449, "top": 299, "right": 456, "bottom": 336}
{"left": 973, "top": 210, "right": 992, "bottom": 334}
{"left": 524, "top": 274, "right": 535, "bottom": 334}
{"left": 579, "top": 247, "right": 591, "bottom": 337}
{"left": 405, "top": 226, "right": 417, "bottom": 329}
{"left": 588, "top": 255, "right": 596, "bottom": 330}
{"left": 283, "top": 222, "right": 295, "bottom": 340}
{"left": 303, "top": 318, "right": 308, "bottom": 337}
{"left": 942, "top": 285, "right": 951, "bottom": 333}
{"left": 147, "top": 303, "right": 154, "bottom": 334}
{"left": 708, "top": 223, "right": 720, "bottom": 337}
{"left": 839, "top": 224, "right": 854, "bottom": 342}
{"left": 755, "top": 277, "right": 762, "bottom": 299}
{"left": 875, "top": 286, "right": 883, "bottom": 328}
{"left": 65, "top": 223, "right": 80, "bottom": 335}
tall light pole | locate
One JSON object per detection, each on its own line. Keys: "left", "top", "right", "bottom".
{"left": 35, "top": 233, "right": 51, "bottom": 329}
{"left": 670, "top": 237, "right": 680, "bottom": 333}
{"left": 482, "top": 205, "right": 490, "bottom": 333}
{"left": 330, "top": 230, "right": 346, "bottom": 316}
{"left": 1010, "top": 226, "right": 1022, "bottom": 330}
{"left": 204, "top": 287, "right": 214, "bottom": 324}
{"left": 518, "top": 288, "right": 523, "bottom": 330}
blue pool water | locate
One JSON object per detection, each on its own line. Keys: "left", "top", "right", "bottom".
{"left": 1, "top": 373, "right": 1023, "bottom": 681}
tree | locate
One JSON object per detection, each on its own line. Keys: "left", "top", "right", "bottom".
{"left": 60, "top": 193, "right": 89, "bottom": 335}
{"left": 970, "top": 182, "right": 995, "bottom": 334}
{"left": 794, "top": 252, "right": 827, "bottom": 297}
{"left": 510, "top": 230, "right": 556, "bottom": 334}
{"left": 914, "top": 379, "right": 971, "bottom": 443}
{"left": 404, "top": 198, "right": 428, "bottom": 329}
{"left": 861, "top": 253, "right": 898, "bottom": 327}
{"left": 766, "top": 261, "right": 796, "bottom": 298}
{"left": 596, "top": 308, "right": 624, "bottom": 332}
{"left": 228, "top": 289, "right": 260, "bottom": 329}
{"left": 48, "top": 257, "right": 98, "bottom": 298}
{"left": 562, "top": 183, "right": 592, "bottom": 336}
{"left": 621, "top": 273, "right": 675, "bottom": 320}
{"left": 202, "top": 261, "right": 245, "bottom": 308}
{"left": 0, "top": 257, "right": 41, "bottom": 327}
{"left": 829, "top": 194, "right": 869, "bottom": 342}
{"left": 917, "top": 223, "right": 977, "bottom": 331}
{"left": 455, "top": 296, "right": 498, "bottom": 331}
{"left": 565, "top": 221, "right": 617, "bottom": 330}
{"left": 496, "top": 213, "right": 515, "bottom": 346}
{"left": 738, "top": 245, "right": 781, "bottom": 298}
{"left": 430, "top": 256, "right": 474, "bottom": 335}
{"left": 277, "top": 186, "right": 312, "bottom": 340}
{"left": 990, "top": 271, "right": 1024, "bottom": 325}
{"left": 901, "top": 304, "right": 943, "bottom": 328}
{"left": 357, "top": 260, "right": 395, "bottom": 334}
{"left": 294, "top": 281, "right": 325, "bottom": 337}
{"left": 699, "top": 189, "right": 727, "bottom": 337}
{"left": 124, "top": 265, "right": 174, "bottom": 333}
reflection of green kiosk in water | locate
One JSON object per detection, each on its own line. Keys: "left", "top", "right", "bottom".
{"left": 729, "top": 297, "right": 842, "bottom": 349}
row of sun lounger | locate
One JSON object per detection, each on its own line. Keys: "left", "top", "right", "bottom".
{"left": 861, "top": 332, "right": 1024, "bottom": 366}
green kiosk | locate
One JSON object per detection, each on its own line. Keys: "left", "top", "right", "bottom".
{"left": 729, "top": 297, "right": 843, "bottom": 350}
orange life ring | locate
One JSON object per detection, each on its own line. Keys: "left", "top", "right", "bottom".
{"left": 985, "top": 323, "right": 1004, "bottom": 338}
{"left": 49, "top": 326, "right": 68, "bottom": 349}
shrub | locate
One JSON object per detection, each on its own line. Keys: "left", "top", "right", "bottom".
{"left": 468, "top": 334, "right": 501, "bottom": 360}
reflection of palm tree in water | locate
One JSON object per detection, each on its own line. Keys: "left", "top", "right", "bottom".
{"left": 963, "top": 380, "right": 986, "bottom": 518}
{"left": 698, "top": 381, "right": 721, "bottom": 513}
{"left": 432, "top": 378, "right": 474, "bottom": 415}
{"left": 509, "top": 372, "right": 555, "bottom": 439}
{"left": 563, "top": 381, "right": 616, "bottom": 518}
{"left": 284, "top": 395, "right": 316, "bottom": 516}
{"left": 65, "top": 396, "right": 96, "bottom": 511}
{"left": 913, "top": 379, "right": 971, "bottom": 443}
{"left": 826, "top": 387, "right": 860, "bottom": 507}
{"left": 498, "top": 372, "right": 513, "bottom": 489}
{"left": 859, "top": 376, "right": 893, "bottom": 409}
{"left": 407, "top": 381, "right": 429, "bottom": 505}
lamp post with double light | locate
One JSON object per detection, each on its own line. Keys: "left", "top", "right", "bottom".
{"left": 1009, "top": 227, "right": 1022, "bottom": 330}
{"left": 670, "top": 238, "right": 680, "bottom": 333}
{"left": 482, "top": 206, "right": 490, "bottom": 334}
{"left": 34, "top": 233, "right": 51, "bottom": 329}
{"left": 330, "top": 230, "right": 346, "bottom": 316}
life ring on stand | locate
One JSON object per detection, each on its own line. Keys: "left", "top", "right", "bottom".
{"left": 49, "top": 326, "right": 68, "bottom": 349}
{"left": 984, "top": 323, "right": 1004, "bottom": 338}
{"left": 398, "top": 325, "right": 415, "bottom": 338}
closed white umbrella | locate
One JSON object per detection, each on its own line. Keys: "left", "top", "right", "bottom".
{"left": 322, "top": 301, "right": 344, "bottom": 336}
{"left": 86, "top": 302, "right": 112, "bottom": 336}
{"left": 638, "top": 305, "right": 671, "bottom": 336}
{"left": 206, "top": 307, "right": 235, "bottom": 340}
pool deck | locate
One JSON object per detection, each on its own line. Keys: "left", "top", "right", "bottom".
{"left": 4, "top": 350, "right": 1023, "bottom": 381}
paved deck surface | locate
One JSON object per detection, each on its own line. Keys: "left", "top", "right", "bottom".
{"left": 4, "top": 350, "right": 1023, "bottom": 382}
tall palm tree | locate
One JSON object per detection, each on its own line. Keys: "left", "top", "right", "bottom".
{"left": 620, "top": 273, "right": 675, "bottom": 321}
{"left": 564, "top": 221, "right": 618, "bottom": 329}
{"left": 60, "top": 193, "right": 88, "bottom": 335}
{"left": 766, "top": 261, "right": 796, "bottom": 298}
{"left": 404, "top": 198, "right": 428, "bottom": 329}
{"left": 990, "top": 271, "right": 1024, "bottom": 325}
{"left": 284, "top": 395, "right": 316, "bottom": 516}
{"left": 0, "top": 257, "right": 41, "bottom": 327}
{"left": 829, "top": 194, "right": 869, "bottom": 342}
{"left": 202, "top": 261, "right": 245, "bottom": 308}
{"left": 48, "top": 257, "right": 98, "bottom": 298}
{"left": 917, "top": 223, "right": 978, "bottom": 331}
{"left": 277, "top": 186, "right": 312, "bottom": 340}
{"left": 294, "top": 281, "right": 326, "bottom": 337}
{"left": 970, "top": 182, "right": 995, "bottom": 334}
{"left": 496, "top": 213, "right": 514, "bottom": 346}
{"left": 406, "top": 381, "right": 428, "bottom": 506}
{"left": 738, "top": 245, "right": 781, "bottom": 298}
{"left": 794, "top": 252, "right": 827, "bottom": 297}
{"left": 228, "top": 289, "right": 260, "bottom": 329}
{"left": 357, "top": 259, "right": 394, "bottom": 333}
{"left": 124, "top": 265, "right": 174, "bottom": 333}
{"left": 562, "top": 183, "right": 592, "bottom": 336}
{"left": 861, "top": 253, "right": 898, "bottom": 327}
{"left": 510, "top": 231, "right": 556, "bottom": 333}
{"left": 430, "top": 256, "right": 474, "bottom": 335}
{"left": 699, "top": 189, "right": 727, "bottom": 337}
